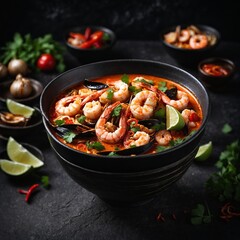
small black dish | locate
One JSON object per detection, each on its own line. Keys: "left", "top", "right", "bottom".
{"left": 0, "top": 79, "right": 43, "bottom": 104}
{"left": 160, "top": 24, "right": 220, "bottom": 66}
{"left": 65, "top": 25, "right": 116, "bottom": 63}
{"left": 198, "top": 57, "right": 235, "bottom": 90}
{"left": 0, "top": 107, "right": 43, "bottom": 138}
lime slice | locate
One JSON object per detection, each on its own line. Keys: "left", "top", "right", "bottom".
{"left": 6, "top": 99, "right": 35, "bottom": 118}
{"left": 7, "top": 137, "right": 44, "bottom": 168}
{"left": 195, "top": 141, "right": 213, "bottom": 161}
{"left": 0, "top": 159, "right": 31, "bottom": 176}
{"left": 166, "top": 105, "right": 185, "bottom": 130}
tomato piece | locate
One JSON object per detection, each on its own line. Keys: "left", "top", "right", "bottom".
{"left": 189, "top": 112, "right": 200, "bottom": 122}
{"left": 37, "top": 53, "right": 56, "bottom": 71}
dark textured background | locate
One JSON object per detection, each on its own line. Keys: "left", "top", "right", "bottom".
{"left": 1, "top": 0, "right": 239, "bottom": 44}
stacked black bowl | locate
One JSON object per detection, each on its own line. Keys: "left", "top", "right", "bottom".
{"left": 40, "top": 59, "right": 209, "bottom": 206}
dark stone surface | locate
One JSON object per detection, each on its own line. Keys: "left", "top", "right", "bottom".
{"left": 0, "top": 40, "right": 240, "bottom": 240}
{"left": 1, "top": 0, "right": 240, "bottom": 45}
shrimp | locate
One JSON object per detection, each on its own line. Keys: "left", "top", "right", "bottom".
{"left": 55, "top": 95, "right": 81, "bottom": 117}
{"left": 95, "top": 101, "right": 127, "bottom": 144}
{"left": 124, "top": 131, "right": 150, "bottom": 148}
{"left": 99, "top": 80, "right": 129, "bottom": 104}
{"left": 78, "top": 88, "right": 93, "bottom": 97}
{"left": 181, "top": 109, "right": 198, "bottom": 128}
{"left": 80, "top": 89, "right": 107, "bottom": 108}
{"left": 178, "top": 29, "right": 190, "bottom": 42}
{"left": 83, "top": 100, "right": 102, "bottom": 120}
{"left": 155, "top": 130, "right": 172, "bottom": 146}
{"left": 130, "top": 90, "right": 157, "bottom": 120}
{"left": 162, "top": 90, "right": 189, "bottom": 111}
{"left": 189, "top": 34, "right": 208, "bottom": 49}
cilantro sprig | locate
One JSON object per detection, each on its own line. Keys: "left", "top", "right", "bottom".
{"left": 191, "top": 203, "right": 212, "bottom": 225}
{"left": 206, "top": 139, "right": 240, "bottom": 202}
{"left": 0, "top": 32, "right": 66, "bottom": 72}
{"left": 86, "top": 141, "right": 105, "bottom": 151}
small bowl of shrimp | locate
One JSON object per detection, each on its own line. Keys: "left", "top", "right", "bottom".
{"left": 160, "top": 24, "right": 221, "bottom": 66}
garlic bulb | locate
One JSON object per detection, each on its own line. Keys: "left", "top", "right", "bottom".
{"left": 10, "top": 74, "right": 33, "bottom": 98}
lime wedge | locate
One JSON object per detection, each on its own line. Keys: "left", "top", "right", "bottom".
{"left": 6, "top": 99, "right": 35, "bottom": 118}
{"left": 7, "top": 137, "right": 44, "bottom": 168}
{"left": 166, "top": 105, "right": 185, "bottom": 130}
{"left": 0, "top": 159, "right": 31, "bottom": 176}
{"left": 195, "top": 141, "right": 213, "bottom": 161}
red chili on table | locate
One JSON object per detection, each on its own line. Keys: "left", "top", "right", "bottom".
{"left": 202, "top": 63, "right": 230, "bottom": 77}
{"left": 18, "top": 183, "right": 40, "bottom": 203}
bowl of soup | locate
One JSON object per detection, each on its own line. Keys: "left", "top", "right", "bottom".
{"left": 40, "top": 59, "right": 209, "bottom": 205}
{"left": 161, "top": 24, "right": 220, "bottom": 65}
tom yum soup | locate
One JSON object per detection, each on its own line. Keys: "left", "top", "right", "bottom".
{"left": 49, "top": 74, "right": 202, "bottom": 156}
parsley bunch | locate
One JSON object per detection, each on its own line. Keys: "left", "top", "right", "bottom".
{"left": 0, "top": 32, "right": 66, "bottom": 72}
{"left": 206, "top": 140, "right": 240, "bottom": 202}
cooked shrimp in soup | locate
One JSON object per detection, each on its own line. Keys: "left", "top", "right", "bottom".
{"left": 49, "top": 74, "right": 202, "bottom": 155}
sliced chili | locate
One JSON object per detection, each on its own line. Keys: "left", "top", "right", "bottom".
{"left": 202, "top": 64, "right": 230, "bottom": 77}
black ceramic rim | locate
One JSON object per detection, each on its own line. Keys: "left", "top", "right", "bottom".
{"left": 40, "top": 59, "right": 210, "bottom": 160}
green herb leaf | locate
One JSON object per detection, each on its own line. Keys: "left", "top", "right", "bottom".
{"left": 128, "top": 86, "right": 141, "bottom": 94}
{"left": 55, "top": 119, "right": 65, "bottom": 126}
{"left": 77, "top": 115, "right": 86, "bottom": 124}
{"left": 206, "top": 139, "right": 240, "bottom": 202}
{"left": 0, "top": 32, "right": 66, "bottom": 72}
{"left": 158, "top": 82, "right": 167, "bottom": 92}
{"left": 222, "top": 123, "right": 232, "bottom": 134}
{"left": 121, "top": 74, "right": 129, "bottom": 84}
{"left": 112, "top": 105, "right": 122, "bottom": 117}
{"left": 86, "top": 141, "right": 105, "bottom": 151}
{"left": 63, "top": 131, "right": 76, "bottom": 143}
{"left": 108, "top": 152, "right": 118, "bottom": 156}
{"left": 135, "top": 77, "right": 154, "bottom": 85}
{"left": 107, "top": 88, "right": 114, "bottom": 100}
{"left": 41, "top": 175, "right": 50, "bottom": 188}
{"left": 191, "top": 203, "right": 212, "bottom": 225}
{"left": 156, "top": 145, "right": 168, "bottom": 152}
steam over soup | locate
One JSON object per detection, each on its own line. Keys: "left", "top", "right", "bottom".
{"left": 49, "top": 74, "right": 202, "bottom": 156}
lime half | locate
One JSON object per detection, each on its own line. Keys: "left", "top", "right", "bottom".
{"left": 7, "top": 137, "right": 44, "bottom": 168}
{"left": 6, "top": 99, "right": 35, "bottom": 118}
{"left": 0, "top": 159, "right": 31, "bottom": 176}
{"left": 195, "top": 141, "right": 213, "bottom": 161}
{"left": 166, "top": 105, "right": 185, "bottom": 130}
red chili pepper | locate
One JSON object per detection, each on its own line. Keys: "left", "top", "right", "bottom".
{"left": 78, "top": 31, "right": 104, "bottom": 49}
{"left": 84, "top": 27, "right": 91, "bottom": 40}
{"left": 69, "top": 32, "right": 86, "bottom": 41}
{"left": 93, "top": 41, "right": 102, "bottom": 48}
{"left": 189, "top": 112, "right": 200, "bottom": 122}
{"left": 202, "top": 64, "right": 229, "bottom": 77}
{"left": 18, "top": 184, "right": 40, "bottom": 203}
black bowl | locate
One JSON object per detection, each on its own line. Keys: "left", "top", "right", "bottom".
{"left": 160, "top": 24, "right": 220, "bottom": 66}
{"left": 40, "top": 59, "right": 209, "bottom": 205}
{"left": 0, "top": 107, "right": 43, "bottom": 138}
{"left": 65, "top": 25, "right": 116, "bottom": 63}
{"left": 198, "top": 57, "right": 236, "bottom": 90}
